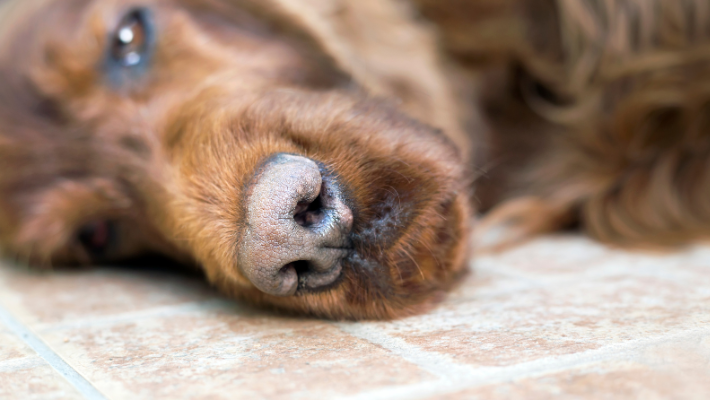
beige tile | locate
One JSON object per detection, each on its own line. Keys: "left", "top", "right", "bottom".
{"left": 357, "top": 237, "right": 710, "bottom": 368}
{"left": 0, "top": 315, "right": 89, "bottom": 399}
{"left": 0, "top": 324, "right": 84, "bottom": 400}
{"left": 445, "top": 261, "right": 536, "bottom": 302}
{"left": 442, "top": 337, "right": 710, "bottom": 400}
{"left": 474, "top": 235, "right": 614, "bottom": 278}
{"left": 476, "top": 235, "right": 710, "bottom": 283}
{"left": 0, "top": 358, "right": 83, "bottom": 400}
{"left": 0, "top": 264, "right": 217, "bottom": 326}
{"left": 370, "top": 278, "right": 708, "bottom": 367}
{"left": 442, "top": 365, "right": 709, "bottom": 400}
{"left": 0, "top": 322, "right": 35, "bottom": 362}
{"left": 1, "top": 236, "right": 709, "bottom": 399}
{"left": 424, "top": 311, "right": 710, "bottom": 399}
{"left": 38, "top": 310, "right": 434, "bottom": 399}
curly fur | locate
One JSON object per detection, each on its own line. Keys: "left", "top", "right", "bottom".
{"left": 414, "top": 0, "right": 710, "bottom": 248}
{"left": 521, "top": 0, "right": 710, "bottom": 246}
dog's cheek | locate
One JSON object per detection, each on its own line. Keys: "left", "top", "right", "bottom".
{"left": 354, "top": 192, "right": 472, "bottom": 317}
{"left": 157, "top": 123, "right": 307, "bottom": 291}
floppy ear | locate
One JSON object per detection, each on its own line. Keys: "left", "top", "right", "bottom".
{"left": 246, "top": 0, "right": 474, "bottom": 156}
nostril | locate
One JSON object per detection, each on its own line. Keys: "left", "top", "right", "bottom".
{"left": 293, "top": 183, "right": 326, "bottom": 227}
{"left": 287, "top": 260, "right": 312, "bottom": 276}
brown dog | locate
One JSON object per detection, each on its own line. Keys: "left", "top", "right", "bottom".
{"left": 0, "top": 0, "right": 708, "bottom": 320}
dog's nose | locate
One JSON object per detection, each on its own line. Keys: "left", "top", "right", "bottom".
{"left": 238, "top": 154, "right": 353, "bottom": 296}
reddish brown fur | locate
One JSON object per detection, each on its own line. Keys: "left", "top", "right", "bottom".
{"left": 1, "top": 0, "right": 709, "bottom": 320}
{"left": 414, "top": 0, "right": 710, "bottom": 248}
{"left": 0, "top": 0, "right": 471, "bottom": 320}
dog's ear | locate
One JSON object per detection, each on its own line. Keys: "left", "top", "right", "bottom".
{"left": 244, "top": 0, "right": 472, "bottom": 154}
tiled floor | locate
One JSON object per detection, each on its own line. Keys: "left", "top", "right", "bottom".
{"left": 1, "top": 235, "right": 709, "bottom": 399}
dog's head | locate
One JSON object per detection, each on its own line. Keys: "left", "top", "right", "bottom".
{"left": 0, "top": 0, "right": 472, "bottom": 319}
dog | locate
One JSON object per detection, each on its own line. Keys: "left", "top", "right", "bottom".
{"left": 0, "top": 0, "right": 708, "bottom": 320}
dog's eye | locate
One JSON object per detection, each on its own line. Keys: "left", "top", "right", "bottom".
{"left": 77, "top": 220, "right": 117, "bottom": 259}
{"left": 110, "top": 9, "right": 152, "bottom": 68}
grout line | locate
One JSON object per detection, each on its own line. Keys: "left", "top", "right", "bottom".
{"left": 336, "top": 324, "right": 710, "bottom": 400}
{"left": 336, "top": 322, "right": 476, "bottom": 380}
{"left": 0, "top": 304, "right": 108, "bottom": 400}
